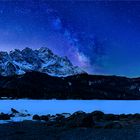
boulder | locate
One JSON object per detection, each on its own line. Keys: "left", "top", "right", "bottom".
{"left": 66, "top": 111, "right": 94, "bottom": 128}
{"left": 32, "top": 115, "right": 40, "bottom": 120}
{"left": 72, "top": 111, "right": 86, "bottom": 116}
{"left": 133, "top": 113, "right": 140, "bottom": 119}
{"left": 55, "top": 115, "right": 65, "bottom": 122}
{"left": 11, "top": 108, "right": 19, "bottom": 114}
{"left": 40, "top": 115, "right": 49, "bottom": 121}
{"left": 0, "top": 113, "right": 10, "bottom": 120}
{"left": 91, "top": 111, "right": 104, "bottom": 121}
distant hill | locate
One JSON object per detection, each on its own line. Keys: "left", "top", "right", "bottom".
{"left": 0, "top": 71, "right": 140, "bottom": 100}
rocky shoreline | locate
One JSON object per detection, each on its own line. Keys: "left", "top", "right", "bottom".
{"left": 1, "top": 108, "right": 140, "bottom": 128}
{"left": 1, "top": 109, "right": 140, "bottom": 139}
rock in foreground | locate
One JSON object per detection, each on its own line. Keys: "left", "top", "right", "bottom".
{"left": 32, "top": 110, "right": 140, "bottom": 129}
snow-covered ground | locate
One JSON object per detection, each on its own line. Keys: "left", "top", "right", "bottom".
{"left": 1, "top": 99, "right": 140, "bottom": 123}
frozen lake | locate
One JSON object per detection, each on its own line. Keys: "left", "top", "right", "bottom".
{"left": 1, "top": 99, "right": 140, "bottom": 115}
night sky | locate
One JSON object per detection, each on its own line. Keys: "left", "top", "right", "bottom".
{"left": 0, "top": 1, "right": 140, "bottom": 77}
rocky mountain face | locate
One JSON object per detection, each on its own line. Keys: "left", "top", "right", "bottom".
{"left": 0, "top": 72, "right": 140, "bottom": 100}
{"left": 0, "top": 47, "right": 85, "bottom": 77}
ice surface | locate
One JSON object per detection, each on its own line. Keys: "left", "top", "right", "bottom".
{"left": 1, "top": 99, "right": 140, "bottom": 115}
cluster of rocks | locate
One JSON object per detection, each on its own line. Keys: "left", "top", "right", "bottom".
{"left": 1, "top": 109, "right": 140, "bottom": 129}
{"left": 0, "top": 108, "right": 31, "bottom": 120}
{"left": 32, "top": 111, "right": 140, "bottom": 129}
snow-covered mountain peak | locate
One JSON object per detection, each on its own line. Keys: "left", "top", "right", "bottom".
{"left": 38, "top": 47, "right": 53, "bottom": 54}
{"left": 0, "top": 47, "right": 86, "bottom": 77}
{"left": 0, "top": 51, "right": 10, "bottom": 62}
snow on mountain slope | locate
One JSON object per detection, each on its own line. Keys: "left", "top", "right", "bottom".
{"left": 0, "top": 47, "right": 86, "bottom": 77}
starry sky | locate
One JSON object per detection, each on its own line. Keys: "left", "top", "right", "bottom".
{"left": 0, "top": 0, "right": 140, "bottom": 77}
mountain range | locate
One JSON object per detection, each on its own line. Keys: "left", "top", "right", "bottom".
{"left": 1, "top": 47, "right": 140, "bottom": 100}
{"left": 0, "top": 47, "right": 85, "bottom": 77}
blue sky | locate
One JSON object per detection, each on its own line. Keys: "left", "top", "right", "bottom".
{"left": 0, "top": 1, "right": 140, "bottom": 77}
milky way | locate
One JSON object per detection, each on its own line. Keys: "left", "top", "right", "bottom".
{"left": 0, "top": 1, "right": 140, "bottom": 77}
